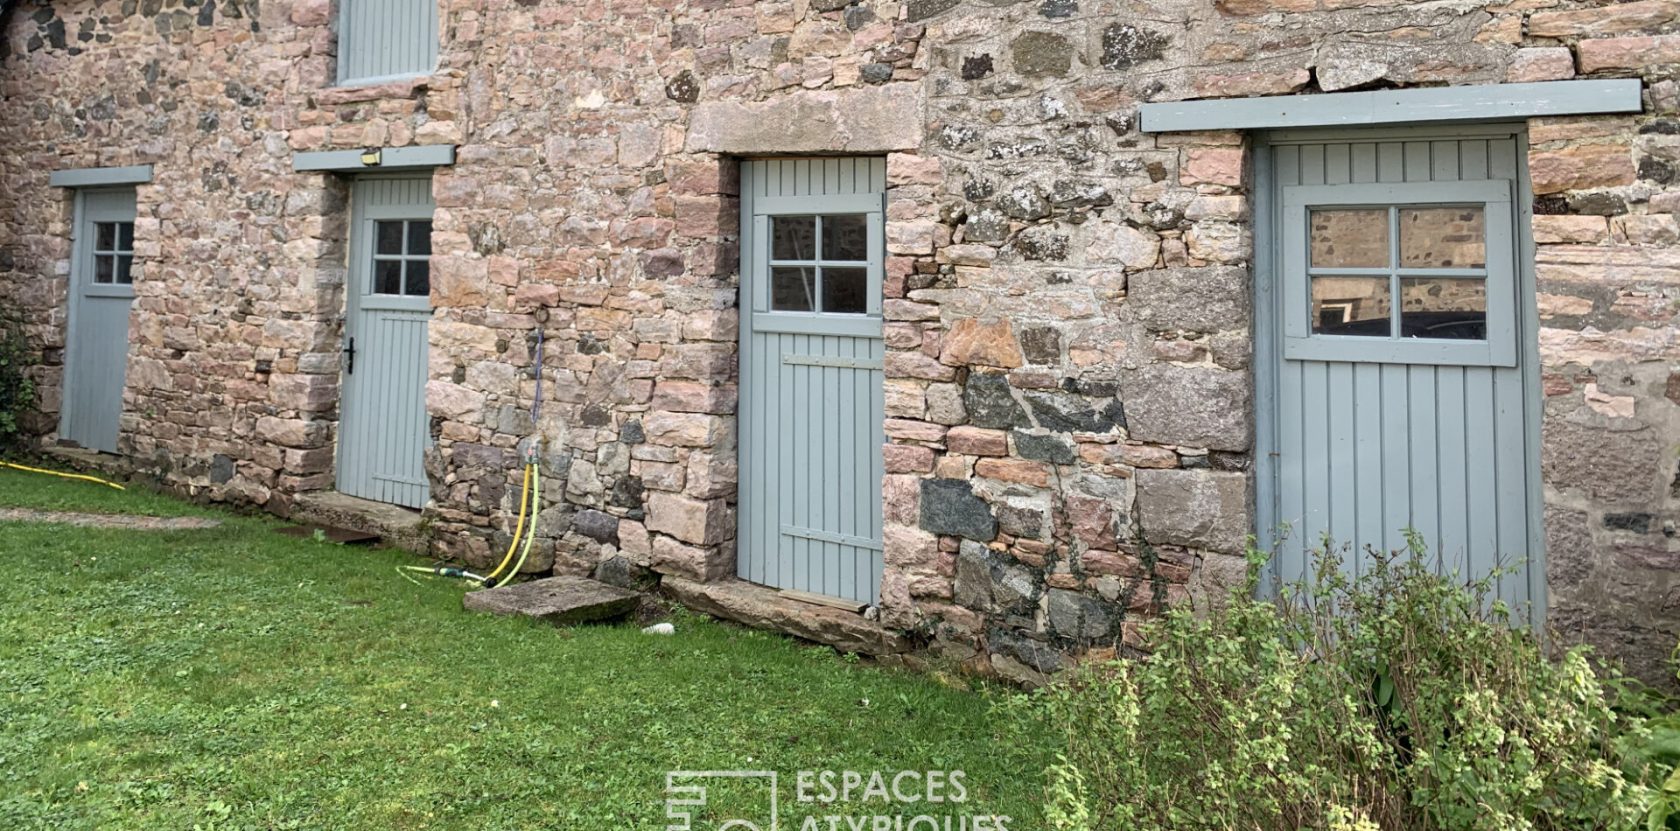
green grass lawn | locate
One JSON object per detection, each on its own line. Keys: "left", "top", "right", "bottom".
{"left": 0, "top": 468, "right": 1048, "bottom": 829}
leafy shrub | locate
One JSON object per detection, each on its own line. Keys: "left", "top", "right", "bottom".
{"left": 1011, "top": 534, "right": 1650, "bottom": 831}
{"left": 1625, "top": 650, "right": 1680, "bottom": 830}
{"left": 0, "top": 322, "right": 35, "bottom": 453}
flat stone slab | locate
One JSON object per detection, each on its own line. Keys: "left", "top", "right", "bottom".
{"left": 274, "top": 524, "right": 380, "bottom": 545}
{"left": 464, "top": 577, "right": 641, "bottom": 625}
{"left": 289, "top": 491, "right": 426, "bottom": 553}
{"left": 662, "top": 577, "right": 911, "bottom": 656}
{"left": 0, "top": 508, "right": 221, "bottom": 531}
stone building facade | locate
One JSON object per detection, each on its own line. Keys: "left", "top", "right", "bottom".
{"left": 2, "top": 0, "right": 1678, "bottom": 684}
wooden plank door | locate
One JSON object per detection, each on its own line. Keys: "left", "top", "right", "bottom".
{"left": 337, "top": 175, "right": 434, "bottom": 508}
{"left": 61, "top": 188, "right": 138, "bottom": 454}
{"left": 1257, "top": 127, "right": 1546, "bottom": 624}
{"left": 738, "top": 158, "right": 887, "bottom": 605}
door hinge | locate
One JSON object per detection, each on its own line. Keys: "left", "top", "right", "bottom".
{"left": 343, "top": 337, "right": 356, "bottom": 375}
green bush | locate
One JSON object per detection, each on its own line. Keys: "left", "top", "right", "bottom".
{"left": 0, "top": 322, "right": 35, "bottom": 453}
{"left": 1625, "top": 649, "right": 1680, "bottom": 830}
{"left": 1010, "top": 534, "right": 1650, "bottom": 831}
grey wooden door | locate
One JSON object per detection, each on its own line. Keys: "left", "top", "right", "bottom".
{"left": 738, "top": 158, "right": 887, "bottom": 605}
{"left": 337, "top": 175, "right": 434, "bottom": 508}
{"left": 1257, "top": 127, "right": 1545, "bottom": 624}
{"left": 336, "top": 0, "right": 439, "bottom": 85}
{"left": 61, "top": 188, "right": 138, "bottom": 454}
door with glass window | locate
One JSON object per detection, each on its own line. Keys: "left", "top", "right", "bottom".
{"left": 1258, "top": 127, "right": 1545, "bottom": 624}
{"left": 62, "top": 188, "right": 138, "bottom": 454}
{"left": 738, "top": 158, "right": 886, "bottom": 605}
{"left": 338, "top": 174, "right": 434, "bottom": 508}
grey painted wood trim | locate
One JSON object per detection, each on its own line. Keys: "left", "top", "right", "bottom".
{"left": 780, "top": 524, "right": 885, "bottom": 551}
{"left": 1513, "top": 126, "right": 1548, "bottom": 633}
{"left": 782, "top": 354, "right": 883, "bottom": 370}
{"left": 49, "top": 165, "right": 153, "bottom": 188}
{"left": 1140, "top": 80, "right": 1643, "bottom": 133}
{"left": 1252, "top": 133, "right": 1281, "bottom": 595}
{"left": 292, "top": 145, "right": 455, "bottom": 173}
{"left": 754, "top": 193, "right": 884, "bottom": 215}
{"left": 1268, "top": 123, "right": 1523, "bottom": 144}
{"left": 753, "top": 314, "right": 883, "bottom": 337}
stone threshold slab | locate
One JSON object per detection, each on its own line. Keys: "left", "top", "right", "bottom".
{"left": 663, "top": 577, "right": 911, "bottom": 656}
{"left": 464, "top": 576, "right": 641, "bottom": 625}
{"left": 0, "top": 508, "right": 221, "bottom": 530}
{"left": 289, "top": 491, "right": 427, "bottom": 553}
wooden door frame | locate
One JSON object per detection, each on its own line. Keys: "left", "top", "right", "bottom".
{"left": 59, "top": 186, "right": 137, "bottom": 453}
{"left": 335, "top": 172, "right": 435, "bottom": 505}
{"left": 1251, "top": 123, "right": 1548, "bottom": 628}
{"left": 736, "top": 158, "right": 889, "bottom": 604}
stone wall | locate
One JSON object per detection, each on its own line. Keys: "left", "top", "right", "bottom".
{"left": 2, "top": 0, "right": 1679, "bottom": 684}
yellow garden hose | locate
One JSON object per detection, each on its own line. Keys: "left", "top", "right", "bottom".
{"left": 398, "top": 442, "right": 540, "bottom": 590}
{"left": 0, "top": 461, "right": 126, "bottom": 491}
{"left": 500, "top": 463, "right": 540, "bottom": 584}
{"left": 482, "top": 461, "right": 533, "bottom": 586}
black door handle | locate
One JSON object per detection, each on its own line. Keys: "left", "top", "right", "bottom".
{"left": 344, "top": 337, "right": 356, "bottom": 375}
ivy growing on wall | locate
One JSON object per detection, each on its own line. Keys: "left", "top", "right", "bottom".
{"left": 0, "top": 322, "right": 36, "bottom": 454}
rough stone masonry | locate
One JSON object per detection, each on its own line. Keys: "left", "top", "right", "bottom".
{"left": 1, "top": 0, "right": 1678, "bottom": 685}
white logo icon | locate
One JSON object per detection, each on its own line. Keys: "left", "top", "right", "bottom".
{"left": 665, "top": 770, "right": 779, "bottom": 831}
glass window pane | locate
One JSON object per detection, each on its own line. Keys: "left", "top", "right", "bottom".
{"left": 404, "top": 260, "right": 430, "bottom": 297}
{"left": 117, "top": 222, "right": 135, "bottom": 252}
{"left": 771, "top": 216, "right": 815, "bottom": 261}
{"left": 407, "top": 220, "right": 432, "bottom": 256}
{"left": 770, "top": 266, "right": 815, "bottom": 311}
{"left": 1401, "top": 277, "right": 1486, "bottom": 340}
{"left": 1311, "top": 276, "right": 1390, "bottom": 337}
{"left": 376, "top": 221, "right": 404, "bottom": 255}
{"left": 94, "top": 254, "right": 114, "bottom": 284}
{"left": 1310, "top": 209, "right": 1389, "bottom": 269}
{"left": 95, "top": 222, "right": 115, "bottom": 252}
{"left": 374, "top": 260, "right": 403, "bottom": 294}
{"left": 821, "top": 214, "right": 869, "bottom": 261}
{"left": 115, "top": 254, "right": 134, "bottom": 284}
{"left": 821, "top": 267, "right": 867, "bottom": 314}
{"left": 1400, "top": 207, "right": 1485, "bottom": 268}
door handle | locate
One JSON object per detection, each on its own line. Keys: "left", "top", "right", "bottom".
{"left": 343, "top": 337, "right": 356, "bottom": 375}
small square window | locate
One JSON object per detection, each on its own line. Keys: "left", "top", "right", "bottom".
{"left": 1310, "top": 209, "right": 1388, "bottom": 269}
{"left": 374, "top": 260, "right": 403, "bottom": 295}
{"left": 404, "top": 260, "right": 430, "bottom": 297}
{"left": 94, "top": 254, "right": 114, "bottom": 284}
{"left": 771, "top": 266, "right": 816, "bottom": 311}
{"left": 1311, "top": 276, "right": 1390, "bottom": 337}
{"left": 1400, "top": 207, "right": 1485, "bottom": 269}
{"left": 115, "top": 255, "right": 134, "bottom": 285}
{"left": 407, "top": 220, "right": 432, "bottom": 256}
{"left": 117, "top": 222, "right": 135, "bottom": 252}
{"left": 821, "top": 267, "right": 867, "bottom": 314}
{"left": 96, "top": 222, "right": 115, "bottom": 252}
{"left": 772, "top": 216, "right": 816, "bottom": 261}
{"left": 376, "top": 221, "right": 405, "bottom": 256}
{"left": 1400, "top": 277, "right": 1486, "bottom": 340}
{"left": 821, "top": 215, "right": 868, "bottom": 261}
{"left": 1284, "top": 179, "right": 1513, "bottom": 366}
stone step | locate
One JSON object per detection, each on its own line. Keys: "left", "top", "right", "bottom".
{"left": 463, "top": 577, "right": 641, "bottom": 625}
